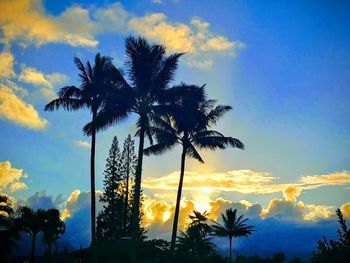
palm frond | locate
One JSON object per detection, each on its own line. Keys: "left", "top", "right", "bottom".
{"left": 186, "top": 144, "right": 204, "bottom": 163}
{"left": 44, "top": 98, "right": 89, "bottom": 112}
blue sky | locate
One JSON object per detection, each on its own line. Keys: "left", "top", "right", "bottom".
{"left": 0, "top": 0, "right": 350, "bottom": 256}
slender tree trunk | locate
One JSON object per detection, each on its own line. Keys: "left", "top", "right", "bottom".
{"left": 170, "top": 146, "right": 187, "bottom": 252}
{"left": 47, "top": 242, "right": 52, "bottom": 263}
{"left": 130, "top": 122, "right": 145, "bottom": 261}
{"left": 30, "top": 234, "right": 36, "bottom": 263}
{"left": 124, "top": 146, "right": 130, "bottom": 233}
{"left": 90, "top": 113, "right": 97, "bottom": 245}
{"left": 229, "top": 236, "right": 232, "bottom": 262}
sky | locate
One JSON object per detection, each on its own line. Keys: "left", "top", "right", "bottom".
{"left": 0, "top": 0, "right": 350, "bottom": 258}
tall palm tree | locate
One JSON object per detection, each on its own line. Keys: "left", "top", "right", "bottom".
{"left": 45, "top": 53, "right": 115, "bottom": 244}
{"left": 16, "top": 206, "right": 47, "bottom": 263}
{"left": 144, "top": 84, "right": 244, "bottom": 251}
{"left": 83, "top": 36, "right": 183, "bottom": 241}
{"left": 42, "top": 209, "right": 65, "bottom": 260}
{"left": 211, "top": 208, "right": 255, "bottom": 262}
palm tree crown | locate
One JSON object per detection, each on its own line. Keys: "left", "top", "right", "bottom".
{"left": 212, "top": 208, "right": 255, "bottom": 261}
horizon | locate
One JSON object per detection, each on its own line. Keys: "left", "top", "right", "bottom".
{"left": 0, "top": 0, "right": 350, "bottom": 260}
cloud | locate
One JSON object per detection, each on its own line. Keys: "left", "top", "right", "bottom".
{"left": 73, "top": 140, "right": 91, "bottom": 149}
{"left": 0, "top": 161, "right": 27, "bottom": 192}
{"left": 0, "top": 0, "right": 130, "bottom": 48}
{"left": 0, "top": 51, "right": 16, "bottom": 78}
{"left": 262, "top": 187, "right": 334, "bottom": 221}
{"left": 18, "top": 65, "right": 68, "bottom": 100}
{"left": 299, "top": 171, "right": 350, "bottom": 187}
{"left": 128, "top": 14, "right": 245, "bottom": 69}
{"left": 16, "top": 191, "right": 64, "bottom": 210}
{"left": 0, "top": 1, "right": 239, "bottom": 69}
{"left": 0, "top": 85, "right": 48, "bottom": 130}
{"left": 0, "top": 0, "right": 98, "bottom": 47}
{"left": 151, "top": 0, "right": 163, "bottom": 4}
{"left": 142, "top": 170, "right": 290, "bottom": 194}
{"left": 341, "top": 202, "right": 350, "bottom": 218}
{"left": 283, "top": 186, "right": 302, "bottom": 202}
{"left": 142, "top": 170, "right": 350, "bottom": 195}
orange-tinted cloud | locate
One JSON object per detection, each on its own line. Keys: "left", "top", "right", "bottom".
{"left": 0, "top": 161, "right": 27, "bottom": 192}
{"left": 0, "top": 85, "right": 48, "bottom": 130}
{"left": 128, "top": 14, "right": 244, "bottom": 69}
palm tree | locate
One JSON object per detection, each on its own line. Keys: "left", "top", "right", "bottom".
{"left": 45, "top": 53, "right": 115, "bottom": 244}
{"left": 16, "top": 206, "right": 47, "bottom": 263}
{"left": 0, "top": 194, "right": 20, "bottom": 262}
{"left": 211, "top": 208, "right": 255, "bottom": 262}
{"left": 189, "top": 210, "right": 212, "bottom": 236}
{"left": 176, "top": 225, "right": 216, "bottom": 259}
{"left": 83, "top": 36, "right": 183, "bottom": 241}
{"left": 42, "top": 209, "right": 65, "bottom": 260}
{"left": 144, "top": 84, "right": 244, "bottom": 251}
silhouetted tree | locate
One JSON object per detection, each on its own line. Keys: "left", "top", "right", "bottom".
{"left": 176, "top": 225, "right": 216, "bottom": 261}
{"left": 120, "top": 134, "right": 137, "bottom": 233}
{"left": 144, "top": 84, "right": 244, "bottom": 251}
{"left": 97, "top": 136, "right": 124, "bottom": 240}
{"left": 211, "top": 208, "right": 254, "bottom": 262}
{"left": 189, "top": 210, "right": 212, "bottom": 236}
{"left": 0, "top": 195, "right": 20, "bottom": 262}
{"left": 42, "top": 209, "right": 65, "bottom": 260}
{"left": 83, "top": 37, "right": 183, "bottom": 245}
{"left": 45, "top": 53, "right": 115, "bottom": 244}
{"left": 311, "top": 208, "right": 350, "bottom": 262}
{"left": 16, "top": 206, "right": 47, "bottom": 263}
{"left": 96, "top": 135, "right": 146, "bottom": 241}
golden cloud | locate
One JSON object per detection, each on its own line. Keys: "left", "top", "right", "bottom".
{"left": 142, "top": 170, "right": 291, "bottom": 194}
{"left": 0, "top": 0, "right": 98, "bottom": 47}
{"left": 128, "top": 14, "right": 244, "bottom": 69}
{"left": 18, "top": 66, "right": 68, "bottom": 100}
{"left": 0, "top": 51, "right": 15, "bottom": 78}
{"left": 0, "top": 161, "right": 27, "bottom": 192}
{"left": 299, "top": 171, "right": 350, "bottom": 187}
{"left": 143, "top": 170, "right": 350, "bottom": 195}
{"left": 341, "top": 202, "right": 350, "bottom": 218}
{"left": 0, "top": 85, "right": 48, "bottom": 130}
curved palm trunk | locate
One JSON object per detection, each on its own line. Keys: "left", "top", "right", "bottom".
{"left": 30, "top": 234, "right": 36, "bottom": 263}
{"left": 229, "top": 236, "right": 232, "bottom": 262}
{"left": 90, "top": 114, "right": 97, "bottom": 245}
{"left": 170, "top": 146, "right": 187, "bottom": 252}
{"left": 130, "top": 123, "right": 145, "bottom": 262}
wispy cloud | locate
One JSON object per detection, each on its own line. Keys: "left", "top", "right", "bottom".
{"left": 18, "top": 65, "right": 68, "bottom": 100}
{"left": 0, "top": 51, "right": 16, "bottom": 78}
{"left": 73, "top": 140, "right": 91, "bottom": 149}
{"left": 142, "top": 170, "right": 350, "bottom": 194}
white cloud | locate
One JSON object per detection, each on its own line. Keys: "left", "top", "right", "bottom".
{"left": 73, "top": 140, "right": 91, "bottom": 149}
